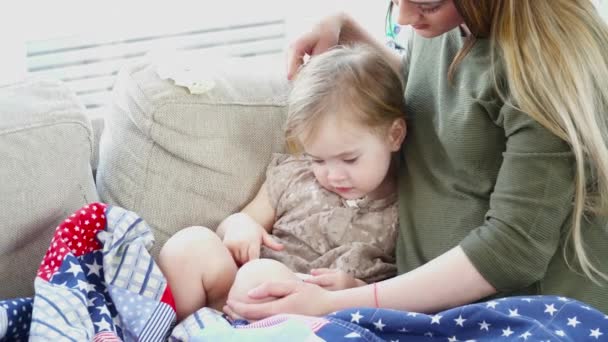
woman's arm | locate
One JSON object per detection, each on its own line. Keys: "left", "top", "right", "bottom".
{"left": 287, "top": 12, "right": 402, "bottom": 79}
{"left": 328, "top": 246, "right": 496, "bottom": 313}
{"left": 225, "top": 246, "right": 496, "bottom": 320}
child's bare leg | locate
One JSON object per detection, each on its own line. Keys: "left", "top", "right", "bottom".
{"left": 227, "top": 258, "right": 300, "bottom": 306}
{"left": 158, "top": 226, "right": 237, "bottom": 321}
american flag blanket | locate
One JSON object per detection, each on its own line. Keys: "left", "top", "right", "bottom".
{"left": 1, "top": 203, "right": 607, "bottom": 341}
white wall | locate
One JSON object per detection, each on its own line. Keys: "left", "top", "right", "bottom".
{"left": 284, "top": 1, "right": 386, "bottom": 42}
{"left": 600, "top": 0, "right": 608, "bottom": 19}
{"left": 0, "top": 6, "right": 26, "bottom": 85}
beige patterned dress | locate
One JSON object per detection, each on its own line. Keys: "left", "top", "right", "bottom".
{"left": 260, "top": 154, "right": 398, "bottom": 283}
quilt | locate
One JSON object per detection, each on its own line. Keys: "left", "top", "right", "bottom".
{"left": 1, "top": 203, "right": 606, "bottom": 341}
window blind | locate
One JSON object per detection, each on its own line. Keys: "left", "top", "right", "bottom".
{"left": 25, "top": 19, "right": 286, "bottom": 111}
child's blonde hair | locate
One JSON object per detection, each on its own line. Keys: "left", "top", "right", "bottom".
{"left": 285, "top": 44, "right": 406, "bottom": 152}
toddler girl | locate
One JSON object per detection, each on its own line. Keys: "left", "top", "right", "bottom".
{"left": 159, "top": 44, "right": 407, "bottom": 321}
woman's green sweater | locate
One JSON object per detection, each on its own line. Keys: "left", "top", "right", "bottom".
{"left": 396, "top": 28, "right": 608, "bottom": 313}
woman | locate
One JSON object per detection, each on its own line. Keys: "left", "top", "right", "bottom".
{"left": 225, "top": 0, "right": 608, "bottom": 319}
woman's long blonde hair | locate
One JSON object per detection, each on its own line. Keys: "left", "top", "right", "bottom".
{"left": 453, "top": 0, "right": 608, "bottom": 283}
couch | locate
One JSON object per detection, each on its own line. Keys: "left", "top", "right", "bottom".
{"left": 0, "top": 51, "right": 290, "bottom": 299}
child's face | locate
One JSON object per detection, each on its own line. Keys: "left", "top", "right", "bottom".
{"left": 301, "top": 115, "right": 404, "bottom": 200}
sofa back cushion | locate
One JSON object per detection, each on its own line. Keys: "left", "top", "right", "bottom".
{"left": 0, "top": 80, "right": 99, "bottom": 298}
{"left": 96, "top": 53, "right": 289, "bottom": 257}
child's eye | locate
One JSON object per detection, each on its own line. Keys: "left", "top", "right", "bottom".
{"left": 343, "top": 158, "right": 358, "bottom": 164}
{"left": 311, "top": 159, "right": 325, "bottom": 164}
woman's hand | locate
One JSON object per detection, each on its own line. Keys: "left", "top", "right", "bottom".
{"left": 304, "top": 268, "right": 365, "bottom": 290}
{"left": 222, "top": 213, "right": 283, "bottom": 265}
{"left": 286, "top": 13, "right": 346, "bottom": 80}
{"left": 224, "top": 280, "right": 334, "bottom": 320}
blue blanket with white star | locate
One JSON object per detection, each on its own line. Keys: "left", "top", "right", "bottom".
{"left": 171, "top": 296, "right": 607, "bottom": 341}
{"left": 1, "top": 203, "right": 606, "bottom": 341}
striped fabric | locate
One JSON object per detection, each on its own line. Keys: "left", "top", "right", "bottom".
{"left": 0, "top": 203, "right": 176, "bottom": 341}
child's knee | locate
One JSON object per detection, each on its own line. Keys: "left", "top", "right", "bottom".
{"left": 240, "top": 258, "right": 294, "bottom": 279}
{"left": 159, "top": 226, "right": 221, "bottom": 265}
{"left": 228, "top": 259, "right": 298, "bottom": 303}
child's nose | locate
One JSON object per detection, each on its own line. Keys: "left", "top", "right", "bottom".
{"left": 327, "top": 167, "right": 346, "bottom": 182}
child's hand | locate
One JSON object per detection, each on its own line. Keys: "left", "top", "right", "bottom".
{"left": 222, "top": 214, "right": 283, "bottom": 265}
{"left": 303, "top": 268, "right": 365, "bottom": 290}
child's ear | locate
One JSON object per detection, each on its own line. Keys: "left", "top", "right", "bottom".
{"left": 388, "top": 118, "right": 407, "bottom": 151}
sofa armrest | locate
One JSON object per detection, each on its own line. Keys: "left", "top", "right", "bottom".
{"left": 0, "top": 79, "right": 99, "bottom": 298}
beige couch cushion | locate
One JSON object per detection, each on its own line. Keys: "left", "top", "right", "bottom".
{"left": 96, "top": 53, "right": 289, "bottom": 257}
{"left": 0, "top": 80, "right": 99, "bottom": 298}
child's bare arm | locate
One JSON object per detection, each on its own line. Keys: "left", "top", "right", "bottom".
{"left": 216, "top": 181, "right": 276, "bottom": 238}
{"left": 217, "top": 181, "right": 282, "bottom": 264}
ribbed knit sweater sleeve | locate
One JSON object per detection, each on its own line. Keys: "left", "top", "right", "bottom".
{"left": 458, "top": 101, "right": 575, "bottom": 291}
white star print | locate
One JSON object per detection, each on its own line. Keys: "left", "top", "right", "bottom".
{"left": 478, "top": 320, "right": 490, "bottom": 331}
{"left": 86, "top": 259, "right": 102, "bottom": 277}
{"left": 344, "top": 332, "right": 361, "bottom": 338}
{"left": 424, "top": 332, "right": 433, "bottom": 338}
{"left": 502, "top": 326, "right": 514, "bottom": 337}
{"left": 508, "top": 309, "right": 520, "bottom": 317}
{"left": 486, "top": 301, "right": 498, "bottom": 309}
{"left": 558, "top": 297, "right": 569, "bottom": 302}
{"left": 94, "top": 317, "right": 112, "bottom": 331}
{"left": 544, "top": 304, "right": 558, "bottom": 316}
{"left": 76, "top": 279, "right": 90, "bottom": 292}
{"left": 97, "top": 305, "right": 111, "bottom": 317}
{"left": 454, "top": 315, "right": 466, "bottom": 327}
{"left": 430, "top": 314, "right": 442, "bottom": 324}
{"left": 407, "top": 312, "right": 418, "bottom": 317}
{"left": 567, "top": 316, "right": 581, "bottom": 327}
{"left": 555, "top": 330, "right": 566, "bottom": 337}
{"left": 590, "top": 328, "right": 603, "bottom": 339}
{"left": 373, "top": 318, "right": 386, "bottom": 331}
{"left": 66, "top": 261, "right": 82, "bottom": 277}
{"left": 448, "top": 336, "right": 458, "bottom": 342}
{"left": 350, "top": 311, "right": 363, "bottom": 323}
{"left": 519, "top": 331, "right": 532, "bottom": 340}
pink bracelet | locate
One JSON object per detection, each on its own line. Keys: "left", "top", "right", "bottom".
{"left": 373, "top": 282, "right": 380, "bottom": 308}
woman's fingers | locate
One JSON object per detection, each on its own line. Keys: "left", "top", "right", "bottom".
{"left": 248, "top": 280, "right": 298, "bottom": 299}
{"left": 286, "top": 37, "right": 313, "bottom": 80}
{"left": 304, "top": 274, "right": 333, "bottom": 287}
{"left": 224, "top": 281, "right": 297, "bottom": 320}
{"left": 226, "top": 281, "right": 330, "bottom": 320}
